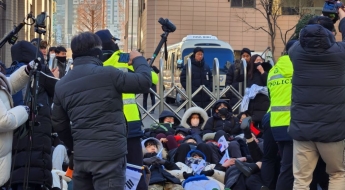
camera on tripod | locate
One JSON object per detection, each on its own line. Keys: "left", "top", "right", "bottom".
{"left": 158, "top": 18, "right": 176, "bottom": 33}
{"left": 34, "top": 12, "right": 48, "bottom": 34}
{"left": 322, "top": 0, "right": 345, "bottom": 23}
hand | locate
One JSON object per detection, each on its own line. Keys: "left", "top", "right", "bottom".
{"left": 154, "top": 157, "right": 166, "bottom": 165}
{"left": 51, "top": 67, "right": 60, "bottom": 78}
{"left": 25, "top": 58, "right": 41, "bottom": 75}
{"left": 21, "top": 105, "right": 30, "bottom": 115}
{"left": 257, "top": 65, "right": 264, "bottom": 74}
{"left": 160, "top": 138, "right": 168, "bottom": 143}
{"left": 222, "top": 158, "right": 236, "bottom": 168}
{"left": 143, "top": 157, "right": 159, "bottom": 165}
{"left": 128, "top": 50, "right": 142, "bottom": 65}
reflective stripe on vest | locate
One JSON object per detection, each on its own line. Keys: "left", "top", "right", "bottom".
{"left": 103, "top": 50, "right": 141, "bottom": 122}
{"left": 268, "top": 74, "right": 284, "bottom": 81}
{"left": 267, "top": 55, "right": 293, "bottom": 128}
{"left": 270, "top": 106, "right": 291, "bottom": 112}
{"left": 123, "top": 98, "right": 136, "bottom": 105}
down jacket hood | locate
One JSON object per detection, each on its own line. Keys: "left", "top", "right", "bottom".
{"left": 141, "top": 137, "right": 167, "bottom": 159}
{"left": 11, "top": 41, "right": 45, "bottom": 65}
{"left": 212, "top": 100, "right": 232, "bottom": 113}
{"left": 181, "top": 107, "right": 209, "bottom": 130}
{"left": 159, "top": 110, "right": 180, "bottom": 126}
{"left": 298, "top": 24, "right": 335, "bottom": 53}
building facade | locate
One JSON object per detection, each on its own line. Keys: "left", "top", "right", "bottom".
{"left": 126, "top": 0, "right": 340, "bottom": 61}
{"left": 0, "top": 0, "right": 55, "bottom": 66}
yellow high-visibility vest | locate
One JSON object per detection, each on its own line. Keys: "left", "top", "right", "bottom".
{"left": 267, "top": 55, "right": 293, "bottom": 128}
{"left": 104, "top": 50, "right": 158, "bottom": 123}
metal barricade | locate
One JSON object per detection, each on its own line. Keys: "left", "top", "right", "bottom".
{"left": 136, "top": 56, "right": 248, "bottom": 126}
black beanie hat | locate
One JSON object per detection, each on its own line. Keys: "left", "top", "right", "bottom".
{"left": 285, "top": 40, "right": 297, "bottom": 53}
{"left": 95, "top": 29, "right": 119, "bottom": 52}
{"left": 193, "top": 47, "right": 204, "bottom": 54}
{"left": 240, "top": 48, "right": 251, "bottom": 56}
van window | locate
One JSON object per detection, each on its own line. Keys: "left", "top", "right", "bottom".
{"left": 181, "top": 48, "right": 234, "bottom": 74}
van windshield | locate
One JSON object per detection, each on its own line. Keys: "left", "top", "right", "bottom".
{"left": 182, "top": 48, "right": 234, "bottom": 74}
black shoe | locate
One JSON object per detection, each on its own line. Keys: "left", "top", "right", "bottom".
{"left": 261, "top": 186, "right": 269, "bottom": 190}
{"left": 241, "top": 116, "right": 252, "bottom": 139}
{"left": 235, "top": 159, "right": 259, "bottom": 177}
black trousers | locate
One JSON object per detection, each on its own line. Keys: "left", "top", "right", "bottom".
{"left": 73, "top": 156, "right": 126, "bottom": 190}
{"left": 143, "top": 85, "right": 156, "bottom": 111}
{"left": 261, "top": 122, "right": 280, "bottom": 189}
{"left": 127, "top": 137, "right": 147, "bottom": 190}
{"left": 275, "top": 141, "right": 294, "bottom": 190}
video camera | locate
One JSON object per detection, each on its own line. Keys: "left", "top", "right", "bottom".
{"left": 322, "top": 0, "right": 345, "bottom": 23}
{"left": 0, "top": 11, "right": 47, "bottom": 48}
{"left": 158, "top": 18, "right": 176, "bottom": 33}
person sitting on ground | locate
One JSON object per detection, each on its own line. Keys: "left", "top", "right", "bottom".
{"left": 180, "top": 106, "right": 208, "bottom": 142}
{"left": 141, "top": 138, "right": 183, "bottom": 190}
{"left": 144, "top": 110, "right": 183, "bottom": 138}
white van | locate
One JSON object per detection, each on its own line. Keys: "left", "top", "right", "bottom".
{"left": 160, "top": 35, "right": 235, "bottom": 103}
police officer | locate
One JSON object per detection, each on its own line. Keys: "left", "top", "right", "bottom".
{"left": 265, "top": 40, "right": 296, "bottom": 190}
{"left": 95, "top": 29, "right": 158, "bottom": 190}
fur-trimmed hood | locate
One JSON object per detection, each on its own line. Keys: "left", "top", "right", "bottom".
{"left": 181, "top": 107, "right": 208, "bottom": 130}
{"left": 141, "top": 137, "right": 167, "bottom": 159}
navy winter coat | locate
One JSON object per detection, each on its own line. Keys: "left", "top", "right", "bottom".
{"left": 288, "top": 19, "right": 345, "bottom": 142}
{"left": 180, "top": 56, "right": 213, "bottom": 109}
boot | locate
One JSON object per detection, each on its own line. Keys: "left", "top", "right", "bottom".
{"left": 235, "top": 159, "right": 259, "bottom": 177}
{"left": 241, "top": 116, "right": 252, "bottom": 139}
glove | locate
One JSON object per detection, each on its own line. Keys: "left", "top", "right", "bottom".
{"left": 200, "top": 169, "right": 214, "bottom": 176}
{"left": 183, "top": 172, "right": 194, "bottom": 179}
{"left": 20, "top": 105, "right": 30, "bottom": 115}
{"left": 25, "top": 58, "right": 41, "bottom": 75}
{"left": 143, "top": 157, "right": 159, "bottom": 165}
{"left": 154, "top": 157, "right": 166, "bottom": 165}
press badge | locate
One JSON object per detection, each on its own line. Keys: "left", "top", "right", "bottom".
{"left": 206, "top": 72, "right": 209, "bottom": 80}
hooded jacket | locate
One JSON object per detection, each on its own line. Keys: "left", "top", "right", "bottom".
{"left": 141, "top": 138, "right": 180, "bottom": 185}
{"left": 288, "top": 20, "right": 345, "bottom": 142}
{"left": 11, "top": 41, "right": 57, "bottom": 187}
{"left": 0, "top": 66, "right": 29, "bottom": 186}
{"left": 180, "top": 55, "right": 213, "bottom": 109}
{"left": 203, "top": 100, "right": 241, "bottom": 135}
{"left": 52, "top": 56, "right": 151, "bottom": 161}
{"left": 181, "top": 107, "right": 209, "bottom": 136}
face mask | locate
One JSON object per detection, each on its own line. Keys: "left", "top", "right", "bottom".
{"left": 191, "top": 118, "right": 200, "bottom": 127}
{"left": 56, "top": 56, "right": 67, "bottom": 63}
{"left": 218, "top": 108, "right": 228, "bottom": 116}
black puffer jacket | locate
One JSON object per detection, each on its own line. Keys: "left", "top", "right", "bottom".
{"left": 203, "top": 100, "right": 241, "bottom": 135}
{"left": 180, "top": 56, "right": 212, "bottom": 108}
{"left": 11, "top": 41, "right": 57, "bottom": 187}
{"left": 52, "top": 56, "right": 151, "bottom": 161}
{"left": 236, "top": 62, "right": 271, "bottom": 123}
{"left": 288, "top": 20, "right": 345, "bottom": 142}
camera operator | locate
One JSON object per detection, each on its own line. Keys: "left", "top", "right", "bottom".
{"left": 0, "top": 59, "right": 35, "bottom": 188}
{"left": 95, "top": 29, "right": 159, "bottom": 190}
{"left": 52, "top": 32, "right": 152, "bottom": 190}
{"left": 288, "top": 4, "right": 345, "bottom": 189}
{"left": 10, "top": 41, "right": 58, "bottom": 190}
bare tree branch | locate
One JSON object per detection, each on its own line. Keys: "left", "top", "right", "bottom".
{"left": 76, "top": 0, "right": 106, "bottom": 33}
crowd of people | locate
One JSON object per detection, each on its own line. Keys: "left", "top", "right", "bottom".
{"left": 1, "top": 8, "right": 345, "bottom": 190}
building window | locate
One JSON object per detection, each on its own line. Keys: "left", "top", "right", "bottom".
{"left": 281, "top": 0, "right": 324, "bottom": 15}
{"left": 231, "top": 0, "right": 255, "bottom": 8}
